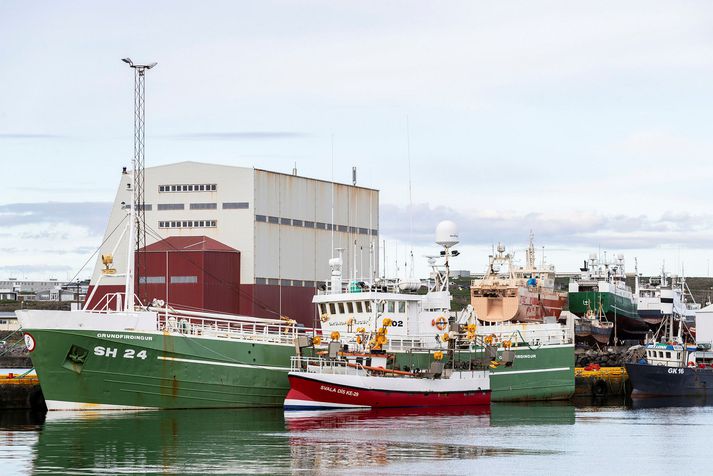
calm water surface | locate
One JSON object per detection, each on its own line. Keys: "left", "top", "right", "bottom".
{"left": 1, "top": 398, "right": 710, "bottom": 475}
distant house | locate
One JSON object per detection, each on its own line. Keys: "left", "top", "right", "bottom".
{"left": 0, "top": 312, "right": 19, "bottom": 331}
{"left": 0, "top": 289, "right": 18, "bottom": 301}
{"left": 450, "top": 270, "right": 472, "bottom": 278}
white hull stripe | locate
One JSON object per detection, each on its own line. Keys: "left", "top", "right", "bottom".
{"left": 284, "top": 398, "right": 370, "bottom": 409}
{"left": 494, "top": 367, "right": 571, "bottom": 375}
{"left": 156, "top": 355, "right": 290, "bottom": 372}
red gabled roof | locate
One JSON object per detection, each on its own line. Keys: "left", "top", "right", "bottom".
{"left": 140, "top": 236, "right": 238, "bottom": 252}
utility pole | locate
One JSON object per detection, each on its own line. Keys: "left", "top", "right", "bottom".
{"left": 122, "top": 58, "right": 157, "bottom": 307}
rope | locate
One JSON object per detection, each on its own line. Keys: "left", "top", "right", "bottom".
{"left": 0, "top": 333, "right": 26, "bottom": 358}
{"left": 66, "top": 214, "right": 128, "bottom": 285}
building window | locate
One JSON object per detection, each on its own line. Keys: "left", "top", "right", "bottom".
{"left": 280, "top": 279, "right": 292, "bottom": 286}
{"left": 304, "top": 221, "right": 314, "bottom": 228}
{"left": 159, "top": 184, "right": 217, "bottom": 193}
{"left": 349, "top": 226, "right": 358, "bottom": 233}
{"left": 223, "top": 202, "right": 249, "bottom": 209}
{"left": 280, "top": 218, "right": 291, "bottom": 225}
{"left": 139, "top": 276, "right": 166, "bottom": 284}
{"left": 292, "top": 219, "right": 303, "bottom": 227}
{"left": 255, "top": 215, "right": 267, "bottom": 222}
{"left": 190, "top": 203, "right": 217, "bottom": 210}
{"left": 267, "top": 278, "right": 279, "bottom": 286}
{"left": 158, "top": 220, "right": 217, "bottom": 229}
{"left": 337, "top": 225, "right": 348, "bottom": 232}
{"left": 170, "top": 276, "right": 198, "bottom": 284}
{"left": 359, "top": 227, "right": 369, "bottom": 235}
{"left": 268, "top": 216, "right": 279, "bottom": 224}
{"left": 158, "top": 203, "right": 185, "bottom": 211}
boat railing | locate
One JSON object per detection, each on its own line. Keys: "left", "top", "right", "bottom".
{"left": 372, "top": 327, "right": 572, "bottom": 352}
{"left": 157, "top": 312, "right": 301, "bottom": 345}
{"left": 380, "top": 336, "right": 444, "bottom": 352}
{"left": 316, "top": 279, "right": 412, "bottom": 295}
{"left": 290, "top": 356, "right": 367, "bottom": 375}
{"left": 84, "top": 292, "right": 130, "bottom": 313}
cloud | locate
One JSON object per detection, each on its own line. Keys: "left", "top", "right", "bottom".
{"left": 380, "top": 203, "right": 713, "bottom": 250}
{"left": 158, "top": 132, "right": 310, "bottom": 141}
{"left": 0, "top": 202, "right": 112, "bottom": 236}
{"left": 0, "top": 264, "right": 74, "bottom": 275}
{"left": 0, "top": 133, "right": 62, "bottom": 139}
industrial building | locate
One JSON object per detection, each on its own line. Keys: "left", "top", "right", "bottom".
{"left": 86, "top": 162, "right": 380, "bottom": 325}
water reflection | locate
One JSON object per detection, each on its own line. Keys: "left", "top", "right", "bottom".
{"left": 3, "top": 397, "right": 710, "bottom": 475}
{"left": 490, "top": 402, "right": 575, "bottom": 426}
{"left": 629, "top": 395, "right": 713, "bottom": 410}
{"left": 33, "top": 409, "right": 290, "bottom": 475}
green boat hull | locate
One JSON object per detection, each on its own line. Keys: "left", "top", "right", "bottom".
{"left": 391, "top": 345, "right": 574, "bottom": 402}
{"left": 25, "top": 328, "right": 574, "bottom": 409}
{"left": 26, "top": 329, "right": 294, "bottom": 409}
{"left": 568, "top": 291, "right": 649, "bottom": 339}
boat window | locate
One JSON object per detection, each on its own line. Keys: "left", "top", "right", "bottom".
{"left": 338, "top": 303, "right": 345, "bottom": 314}
{"left": 356, "top": 302, "right": 363, "bottom": 313}
{"left": 677, "top": 352, "right": 681, "bottom": 359}
{"left": 666, "top": 351, "right": 671, "bottom": 359}
{"left": 318, "top": 304, "right": 326, "bottom": 315}
{"left": 398, "top": 301, "right": 406, "bottom": 313}
{"left": 658, "top": 351, "right": 664, "bottom": 358}
{"left": 387, "top": 301, "right": 395, "bottom": 313}
{"left": 329, "top": 303, "right": 336, "bottom": 315}
{"left": 346, "top": 302, "right": 354, "bottom": 313}
{"left": 364, "top": 301, "right": 372, "bottom": 313}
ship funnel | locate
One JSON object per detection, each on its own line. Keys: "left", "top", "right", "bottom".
{"left": 435, "top": 220, "right": 459, "bottom": 248}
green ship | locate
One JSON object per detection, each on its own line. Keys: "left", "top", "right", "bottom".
{"left": 568, "top": 254, "right": 648, "bottom": 341}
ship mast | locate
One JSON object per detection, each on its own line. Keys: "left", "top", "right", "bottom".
{"left": 122, "top": 58, "right": 157, "bottom": 311}
{"left": 526, "top": 230, "right": 535, "bottom": 271}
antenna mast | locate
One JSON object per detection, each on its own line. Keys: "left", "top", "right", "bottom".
{"left": 122, "top": 57, "right": 156, "bottom": 310}
{"left": 406, "top": 116, "right": 414, "bottom": 279}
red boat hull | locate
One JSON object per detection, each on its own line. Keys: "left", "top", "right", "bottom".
{"left": 285, "top": 374, "right": 491, "bottom": 410}
{"left": 515, "top": 289, "right": 567, "bottom": 323}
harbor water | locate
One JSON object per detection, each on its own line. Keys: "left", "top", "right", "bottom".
{"left": 1, "top": 398, "right": 709, "bottom": 475}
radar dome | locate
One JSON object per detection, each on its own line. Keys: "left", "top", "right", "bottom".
{"left": 436, "top": 220, "right": 459, "bottom": 248}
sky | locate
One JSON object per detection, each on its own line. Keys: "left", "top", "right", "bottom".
{"left": 2, "top": 1, "right": 713, "bottom": 281}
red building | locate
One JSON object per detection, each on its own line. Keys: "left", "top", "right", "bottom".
{"left": 137, "top": 236, "right": 241, "bottom": 314}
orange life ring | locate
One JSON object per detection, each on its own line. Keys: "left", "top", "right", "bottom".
{"left": 434, "top": 316, "right": 448, "bottom": 331}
